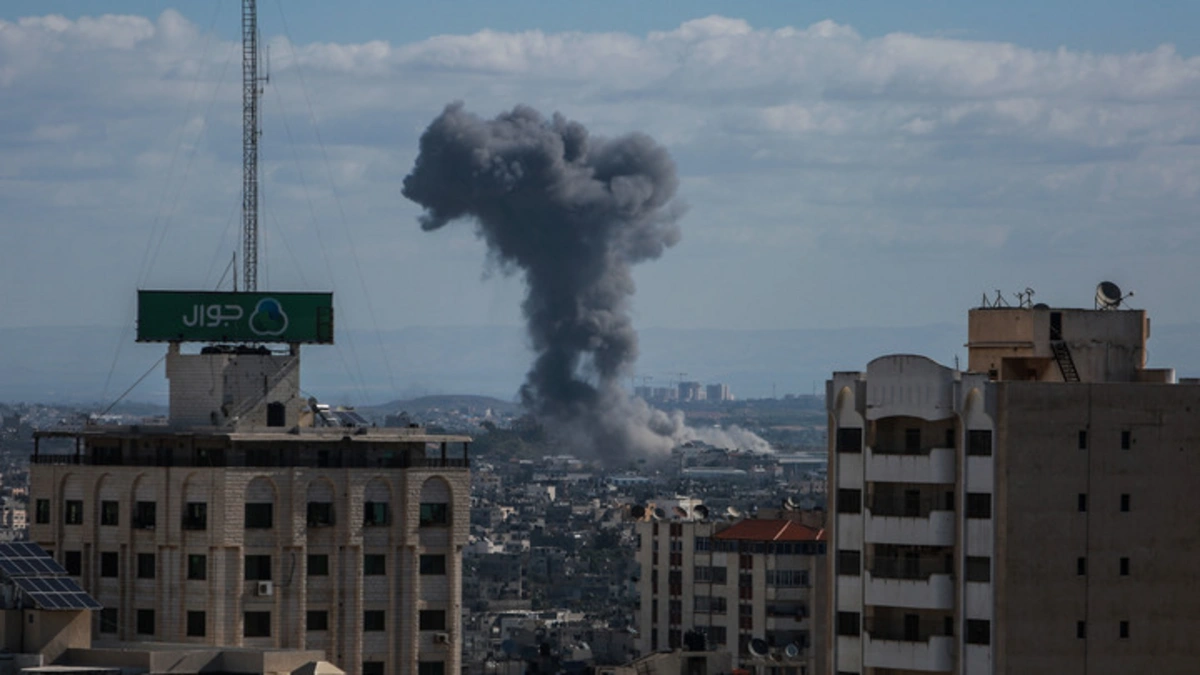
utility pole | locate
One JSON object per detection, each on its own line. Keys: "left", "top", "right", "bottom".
{"left": 241, "top": 0, "right": 266, "bottom": 291}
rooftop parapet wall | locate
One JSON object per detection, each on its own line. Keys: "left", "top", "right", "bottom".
{"left": 967, "top": 307, "right": 1149, "bottom": 383}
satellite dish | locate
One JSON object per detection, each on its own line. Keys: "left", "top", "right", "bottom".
{"left": 653, "top": 507, "right": 667, "bottom": 520}
{"left": 784, "top": 497, "right": 797, "bottom": 511}
{"left": 630, "top": 504, "right": 646, "bottom": 520}
{"left": 673, "top": 506, "right": 689, "bottom": 519}
{"left": 748, "top": 637, "right": 769, "bottom": 658}
{"left": 694, "top": 504, "right": 710, "bottom": 520}
{"left": 1096, "top": 281, "right": 1122, "bottom": 309}
{"left": 784, "top": 643, "right": 800, "bottom": 659}
{"left": 1033, "top": 302, "right": 1050, "bottom": 310}
{"left": 726, "top": 506, "right": 742, "bottom": 519}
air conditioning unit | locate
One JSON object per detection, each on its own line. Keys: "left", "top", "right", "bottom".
{"left": 434, "top": 632, "right": 450, "bottom": 645}
{"left": 256, "top": 581, "right": 274, "bottom": 597}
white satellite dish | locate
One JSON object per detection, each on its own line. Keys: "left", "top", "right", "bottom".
{"left": 726, "top": 506, "right": 742, "bottom": 519}
{"left": 1096, "top": 281, "right": 1123, "bottom": 309}
{"left": 784, "top": 643, "right": 800, "bottom": 659}
{"left": 748, "top": 637, "right": 769, "bottom": 658}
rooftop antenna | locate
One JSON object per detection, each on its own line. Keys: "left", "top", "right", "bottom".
{"left": 242, "top": 0, "right": 268, "bottom": 292}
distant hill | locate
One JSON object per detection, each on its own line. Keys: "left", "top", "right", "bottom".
{"left": 3, "top": 321, "right": 1199, "bottom": 405}
{"left": 363, "top": 394, "right": 522, "bottom": 416}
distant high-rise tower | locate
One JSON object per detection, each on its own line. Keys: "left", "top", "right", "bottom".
{"left": 826, "top": 300, "right": 1199, "bottom": 674}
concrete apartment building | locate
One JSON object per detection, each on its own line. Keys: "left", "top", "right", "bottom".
{"left": 827, "top": 299, "right": 1200, "bottom": 674}
{"left": 635, "top": 508, "right": 827, "bottom": 674}
{"left": 28, "top": 340, "right": 471, "bottom": 675}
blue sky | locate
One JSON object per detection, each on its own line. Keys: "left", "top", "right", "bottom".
{"left": 2, "top": 0, "right": 1200, "bottom": 344}
{"left": 5, "top": 0, "right": 1199, "bottom": 55}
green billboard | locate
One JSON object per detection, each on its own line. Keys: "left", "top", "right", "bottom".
{"left": 137, "top": 291, "right": 334, "bottom": 343}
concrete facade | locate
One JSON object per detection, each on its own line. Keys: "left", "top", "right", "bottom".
{"left": 29, "top": 348, "right": 471, "bottom": 675}
{"left": 635, "top": 516, "right": 827, "bottom": 675}
{"left": 828, "top": 305, "right": 1200, "bottom": 674}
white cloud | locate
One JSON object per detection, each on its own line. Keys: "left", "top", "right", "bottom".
{"left": 1, "top": 11, "right": 1199, "bottom": 333}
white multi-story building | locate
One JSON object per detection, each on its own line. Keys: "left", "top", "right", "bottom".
{"left": 635, "top": 512, "right": 827, "bottom": 674}
{"left": 29, "top": 344, "right": 470, "bottom": 675}
{"left": 827, "top": 302, "right": 1200, "bottom": 674}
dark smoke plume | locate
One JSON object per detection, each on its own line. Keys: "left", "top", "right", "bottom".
{"left": 403, "top": 103, "right": 771, "bottom": 461}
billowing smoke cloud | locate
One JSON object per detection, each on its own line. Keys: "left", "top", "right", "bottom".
{"left": 403, "top": 103, "right": 770, "bottom": 461}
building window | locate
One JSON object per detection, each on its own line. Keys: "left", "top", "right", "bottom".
{"left": 100, "top": 552, "right": 119, "bottom": 578}
{"left": 1121, "top": 430, "right": 1131, "bottom": 450}
{"left": 693, "top": 596, "right": 728, "bottom": 613}
{"left": 307, "top": 502, "right": 335, "bottom": 527}
{"left": 244, "top": 503, "right": 273, "bottom": 529}
{"left": 99, "top": 608, "right": 118, "bottom": 633}
{"left": 307, "top": 610, "right": 329, "bottom": 631}
{"left": 836, "top": 611, "right": 860, "bottom": 637}
{"left": 186, "top": 611, "right": 206, "bottom": 637}
{"left": 419, "top": 609, "right": 446, "bottom": 631}
{"left": 1120, "top": 494, "right": 1130, "bottom": 512}
{"left": 134, "top": 501, "right": 156, "bottom": 529}
{"left": 904, "top": 428, "right": 921, "bottom": 452}
{"left": 1077, "top": 621, "right": 1086, "bottom": 639}
{"left": 364, "top": 610, "right": 386, "bottom": 631}
{"left": 1120, "top": 621, "right": 1130, "bottom": 639}
{"left": 187, "top": 554, "right": 207, "bottom": 580}
{"left": 136, "top": 553, "right": 155, "bottom": 579}
{"left": 1077, "top": 557, "right": 1087, "bottom": 576}
{"left": 136, "top": 609, "right": 155, "bottom": 635}
{"left": 64, "top": 551, "right": 82, "bottom": 576}
{"left": 1078, "top": 430, "right": 1088, "bottom": 450}
{"left": 244, "top": 611, "right": 271, "bottom": 638}
{"left": 702, "top": 625, "right": 727, "bottom": 646}
{"left": 100, "top": 500, "right": 119, "bottom": 526}
{"left": 417, "top": 662, "right": 444, "bottom": 675}
{"left": 836, "top": 489, "right": 861, "bottom": 514}
{"left": 245, "top": 555, "right": 272, "bottom": 581}
{"left": 836, "top": 549, "right": 861, "bottom": 576}
{"left": 364, "top": 501, "right": 390, "bottom": 526}
{"left": 1078, "top": 494, "right": 1087, "bottom": 512}
{"left": 64, "top": 500, "right": 83, "bottom": 525}
{"left": 308, "top": 554, "right": 329, "bottom": 576}
{"left": 965, "top": 619, "right": 990, "bottom": 645}
{"left": 420, "top": 554, "right": 447, "bottom": 575}
{"left": 1120, "top": 557, "right": 1130, "bottom": 576}
{"left": 835, "top": 427, "right": 862, "bottom": 453}
{"left": 966, "top": 556, "right": 991, "bottom": 582}
{"left": 362, "top": 663, "right": 385, "bottom": 675}
{"left": 35, "top": 499, "right": 50, "bottom": 524}
{"left": 966, "top": 493, "right": 992, "bottom": 519}
{"left": 183, "top": 502, "right": 207, "bottom": 530}
{"left": 967, "top": 430, "right": 992, "bottom": 456}
{"left": 364, "top": 554, "right": 386, "bottom": 576}
{"left": 420, "top": 502, "right": 449, "bottom": 526}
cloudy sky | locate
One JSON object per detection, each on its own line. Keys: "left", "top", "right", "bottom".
{"left": 3, "top": 1, "right": 1200, "bottom": 340}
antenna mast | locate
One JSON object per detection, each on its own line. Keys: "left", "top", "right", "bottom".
{"left": 241, "top": 0, "right": 263, "bottom": 291}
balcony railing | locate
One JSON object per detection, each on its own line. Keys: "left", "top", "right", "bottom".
{"left": 867, "top": 497, "right": 949, "bottom": 519}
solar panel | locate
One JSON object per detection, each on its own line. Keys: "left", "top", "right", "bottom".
{"left": 11, "top": 576, "right": 102, "bottom": 611}
{"left": 0, "top": 542, "right": 68, "bottom": 577}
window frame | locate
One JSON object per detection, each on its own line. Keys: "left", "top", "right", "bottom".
{"left": 187, "top": 554, "right": 207, "bottom": 581}
{"left": 244, "top": 502, "right": 274, "bottom": 529}
{"left": 136, "top": 552, "right": 156, "bottom": 579}
{"left": 100, "top": 551, "right": 119, "bottom": 578}
{"left": 244, "top": 554, "right": 272, "bottom": 581}
{"left": 419, "top": 554, "right": 447, "bottom": 575}
{"left": 418, "top": 609, "right": 447, "bottom": 631}
{"left": 243, "top": 611, "right": 271, "bottom": 638}
{"left": 419, "top": 502, "right": 449, "bottom": 526}
{"left": 307, "top": 554, "right": 330, "bottom": 576}
{"left": 364, "top": 553, "right": 387, "bottom": 576}
{"left": 364, "top": 609, "right": 386, "bottom": 632}
{"left": 186, "top": 610, "right": 206, "bottom": 637}
{"left": 100, "top": 500, "right": 119, "bottom": 526}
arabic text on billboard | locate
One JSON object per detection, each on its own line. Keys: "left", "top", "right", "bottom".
{"left": 137, "top": 291, "right": 334, "bottom": 343}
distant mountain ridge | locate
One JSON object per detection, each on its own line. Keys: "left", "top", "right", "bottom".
{"left": 2, "top": 322, "right": 1198, "bottom": 405}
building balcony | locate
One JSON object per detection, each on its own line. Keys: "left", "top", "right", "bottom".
{"left": 864, "top": 510, "right": 955, "bottom": 547}
{"left": 864, "top": 572, "right": 954, "bottom": 610}
{"left": 866, "top": 447, "right": 955, "bottom": 484}
{"left": 864, "top": 632, "right": 955, "bottom": 672}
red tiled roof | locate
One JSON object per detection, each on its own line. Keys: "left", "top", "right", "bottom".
{"left": 713, "top": 519, "right": 826, "bottom": 542}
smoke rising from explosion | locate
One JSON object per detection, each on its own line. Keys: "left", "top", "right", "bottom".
{"left": 402, "top": 103, "right": 770, "bottom": 461}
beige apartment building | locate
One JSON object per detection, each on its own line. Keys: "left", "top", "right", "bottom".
{"left": 635, "top": 509, "right": 827, "bottom": 675}
{"left": 28, "top": 344, "right": 470, "bottom": 675}
{"left": 827, "top": 300, "right": 1200, "bottom": 674}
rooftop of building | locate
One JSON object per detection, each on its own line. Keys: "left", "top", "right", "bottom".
{"left": 713, "top": 518, "right": 826, "bottom": 542}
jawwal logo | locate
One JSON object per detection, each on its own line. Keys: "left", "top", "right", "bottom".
{"left": 249, "top": 298, "right": 289, "bottom": 336}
